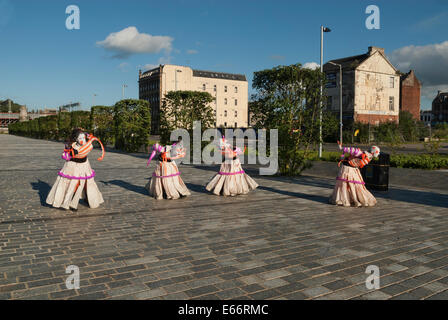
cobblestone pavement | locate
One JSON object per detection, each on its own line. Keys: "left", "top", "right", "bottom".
{"left": 1, "top": 134, "right": 447, "bottom": 300}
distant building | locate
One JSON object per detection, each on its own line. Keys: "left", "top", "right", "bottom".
{"left": 399, "top": 70, "right": 421, "bottom": 120}
{"left": 432, "top": 90, "right": 448, "bottom": 124}
{"left": 420, "top": 110, "right": 433, "bottom": 126}
{"left": 323, "top": 46, "right": 400, "bottom": 125}
{"left": 139, "top": 64, "right": 248, "bottom": 133}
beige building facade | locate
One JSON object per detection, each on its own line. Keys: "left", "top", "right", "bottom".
{"left": 139, "top": 64, "right": 248, "bottom": 133}
{"left": 324, "top": 46, "right": 400, "bottom": 124}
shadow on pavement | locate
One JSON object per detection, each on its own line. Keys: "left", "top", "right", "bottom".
{"left": 100, "top": 179, "right": 148, "bottom": 196}
{"left": 374, "top": 188, "right": 448, "bottom": 209}
{"left": 30, "top": 179, "right": 52, "bottom": 207}
{"left": 185, "top": 182, "right": 210, "bottom": 195}
{"left": 257, "top": 185, "right": 330, "bottom": 204}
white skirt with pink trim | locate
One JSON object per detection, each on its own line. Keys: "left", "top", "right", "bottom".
{"left": 329, "top": 164, "right": 377, "bottom": 207}
{"left": 46, "top": 159, "right": 104, "bottom": 209}
{"left": 206, "top": 158, "right": 258, "bottom": 196}
{"left": 146, "top": 161, "right": 191, "bottom": 200}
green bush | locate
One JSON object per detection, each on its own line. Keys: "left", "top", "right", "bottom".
{"left": 114, "top": 99, "right": 151, "bottom": 153}
{"left": 90, "top": 106, "right": 115, "bottom": 147}
{"left": 70, "top": 111, "right": 91, "bottom": 131}
{"left": 38, "top": 115, "right": 58, "bottom": 139}
{"left": 315, "top": 150, "right": 448, "bottom": 170}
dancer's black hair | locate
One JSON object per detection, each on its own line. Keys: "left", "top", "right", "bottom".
{"left": 69, "top": 128, "right": 85, "bottom": 144}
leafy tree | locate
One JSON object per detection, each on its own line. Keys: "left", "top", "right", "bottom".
{"left": 251, "top": 63, "right": 326, "bottom": 175}
{"left": 0, "top": 99, "right": 21, "bottom": 113}
{"left": 322, "top": 111, "right": 339, "bottom": 143}
{"left": 70, "top": 111, "right": 91, "bottom": 131}
{"left": 159, "top": 90, "right": 215, "bottom": 144}
{"left": 398, "top": 111, "right": 420, "bottom": 142}
{"left": 114, "top": 99, "right": 151, "bottom": 153}
{"left": 90, "top": 106, "right": 115, "bottom": 146}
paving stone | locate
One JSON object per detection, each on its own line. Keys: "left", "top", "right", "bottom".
{"left": 1, "top": 134, "right": 448, "bottom": 300}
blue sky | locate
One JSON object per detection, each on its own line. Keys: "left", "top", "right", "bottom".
{"left": 1, "top": 0, "right": 448, "bottom": 111}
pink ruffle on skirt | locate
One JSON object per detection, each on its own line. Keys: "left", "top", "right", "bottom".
{"left": 206, "top": 158, "right": 258, "bottom": 196}
{"left": 46, "top": 159, "right": 104, "bottom": 209}
{"left": 146, "top": 161, "right": 191, "bottom": 200}
{"left": 329, "top": 165, "right": 377, "bottom": 207}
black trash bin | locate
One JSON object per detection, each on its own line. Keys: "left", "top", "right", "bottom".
{"left": 360, "top": 153, "right": 390, "bottom": 191}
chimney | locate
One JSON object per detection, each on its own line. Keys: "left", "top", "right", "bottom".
{"left": 368, "top": 46, "right": 385, "bottom": 55}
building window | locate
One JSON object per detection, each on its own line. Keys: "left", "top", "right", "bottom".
{"left": 213, "top": 85, "right": 217, "bottom": 92}
{"left": 224, "top": 110, "right": 227, "bottom": 117}
{"left": 224, "top": 122, "right": 227, "bottom": 127}
{"left": 235, "top": 99, "right": 238, "bottom": 106}
{"left": 389, "top": 96, "right": 394, "bottom": 111}
{"left": 234, "top": 110, "right": 237, "bottom": 117}
{"left": 234, "top": 122, "right": 237, "bottom": 128}
{"left": 224, "top": 98, "right": 227, "bottom": 105}
{"left": 203, "top": 84, "right": 206, "bottom": 90}
{"left": 389, "top": 77, "right": 394, "bottom": 88}
{"left": 235, "top": 86, "right": 238, "bottom": 93}
{"left": 224, "top": 86, "right": 228, "bottom": 93}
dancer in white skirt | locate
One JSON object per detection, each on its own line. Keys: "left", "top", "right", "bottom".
{"left": 145, "top": 142, "right": 191, "bottom": 200}
{"left": 46, "top": 128, "right": 105, "bottom": 210}
{"left": 206, "top": 137, "right": 258, "bottom": 196}
{"left": 329, "top": 141, "right": 380, "bottom": 207}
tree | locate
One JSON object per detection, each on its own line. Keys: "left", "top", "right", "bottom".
{"left": 251, "top": 63, "right": 326, "bottom": 175}
{"left": 114, "top": 99, "right": 151, "bottom": 153}
{"left": 90, "top": 106, "right": 115, "bottom": 146}
{"left": 159, "top": 90, "right": 215, "bottom": 144}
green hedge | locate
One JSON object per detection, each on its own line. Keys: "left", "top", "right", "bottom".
{"left": 313, "top": 151, "right": 448, "bottom": 170}
{"left": 90, "top": 106, "right": 115, "bottom": 146}
{"left": 114, "top": 99, "right": 151, "bottom": 153}
{"left": 8, "top": 99, "right": 151, "bottom": 152}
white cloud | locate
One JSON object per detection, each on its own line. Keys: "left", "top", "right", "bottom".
{"left": 97, "top": 26, "right": 173, "bottom": 59}
{"left": 303, "top": 62, "right": 320, "bottom": 70}
{"left": 118, "top": 62, "right": 130, "bottom": 72}
{"left": 187, "top": 49, "right": 198, "bottom": 55}
{"left": 389, "top": 41, "right": 448, "bottom": 99}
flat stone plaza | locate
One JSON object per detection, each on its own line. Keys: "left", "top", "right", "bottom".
{"left": 0, "top": 134, "right": 447, "bottom": 300}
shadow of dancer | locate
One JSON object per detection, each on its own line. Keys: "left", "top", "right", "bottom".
{"left": 101, "top": 179, "right": 149, "bottom": 196}
{"left": 258, "top": 185, "right": 330, "bottom": 205}
{"left": 30, "top": 179, "right": 52, "bottom": 206}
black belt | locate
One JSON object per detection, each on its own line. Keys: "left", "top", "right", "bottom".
{"left": 70, "top": 157, "right": 87, "bottom": 163}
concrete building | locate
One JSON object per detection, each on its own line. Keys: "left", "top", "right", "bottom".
{"left": 323, "top": 46, "right": 400, "bottom": 125}
{"left": 139, "top": 64, "right": 248, "bottom": 133}
{"left": 432, "top": 90, "right": 448, "bottom": 124}
{"left": 400, "top": 70, "right": 421, "bottom": 121}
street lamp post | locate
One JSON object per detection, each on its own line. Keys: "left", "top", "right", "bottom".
{"left": 319, "top": 25, "right": 331, "bottom": 158}
{"left": 328, "top": 61, "right": 343, "bottom": 144}
{"left": 93, "top": 94, "right": 97, "bottom": 107}
{"left": 122, "top": 84, "right": 128, "bottom": 99}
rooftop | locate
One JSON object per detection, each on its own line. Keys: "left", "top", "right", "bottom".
{"left": 192, "top": 69, "right": 246, "bottom": 81}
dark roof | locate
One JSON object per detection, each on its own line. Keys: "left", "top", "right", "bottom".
{"left": 323, "top": 53, "right": 370, "bottom": 72}
{"left": 193, "top": 69, "right": 246, "bottom": 81}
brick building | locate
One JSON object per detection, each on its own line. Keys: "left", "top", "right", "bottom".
{"left": 399, "top": 70, "right": 421, "bottom": 120}
{"left": 323, "top": 46, "right": 400, "bottom": 125}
